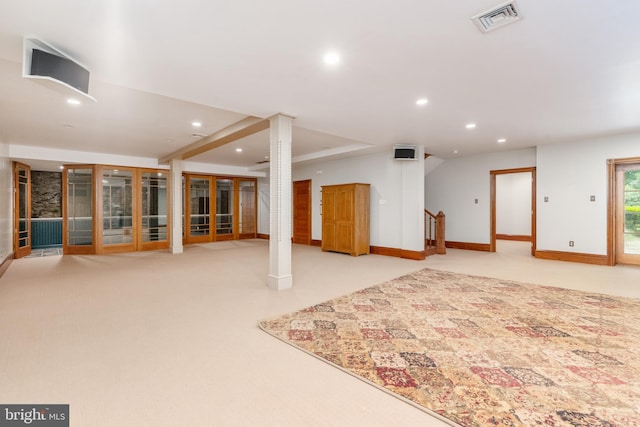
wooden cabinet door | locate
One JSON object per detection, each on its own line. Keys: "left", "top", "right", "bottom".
{"left": 321, "top": 187, "right": 336, "bottom": 251}
{"left": 335, "top": 187, "right": 354, "bottom": 253}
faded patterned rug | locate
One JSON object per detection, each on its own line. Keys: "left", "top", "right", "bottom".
{"left": 259, "top": 269, "right": 640, "bottom": 426}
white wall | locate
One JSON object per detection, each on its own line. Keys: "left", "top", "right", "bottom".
{"left": 496, "top": 172, "right": 531, "bottom": 236}
{"left": 425, "top": 148, "right": 536, "bottom": 244}
{"left": 257, "top": 178, "right": 270, "bottom": 235}
{"left": 537, "top": 132, "right": 640, "bottom": 255}
{"left": 0, "top": 142, "right": 12, "bottom": 264}
{"left": 262, "top": 150, "right": 424, "bottom": 251}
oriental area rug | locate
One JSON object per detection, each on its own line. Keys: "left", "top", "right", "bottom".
{"left": 259, "top": 269, "right": 640, "bottom": 426}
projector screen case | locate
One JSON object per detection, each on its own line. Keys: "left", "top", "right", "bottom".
{"left": 30, "top": 48, "right": 90, "bottom": 93}
{"left": 22, "top": 37, "right": 96, "bottom": 102}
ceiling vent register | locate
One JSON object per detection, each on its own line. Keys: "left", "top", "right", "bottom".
{"left": 471, "top": 1, "right": 521, "bottom": 33}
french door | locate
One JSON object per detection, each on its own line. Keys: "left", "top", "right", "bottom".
{"left": 215, "top": 178, "right": 234, "bottom": 241}
{"left": 63, "top": 166, "right": 96, "bottom": 254}
{"left": 616, "top": 162, "right": 640, "bottom": 265}
{"left": 64, "top": 165, "right": 170, "bottom": 254}
{"left": 99, "top": 166, "right": 137, "bottom": 254}
{"left": 13, "top": 162, "right": 31, "bottom": 258}
{"left": 184, "top": 174, "right": 257, "bottom": 243}
{"left": 139, "top": 170, "right": 170, "bottom": 251}
{"left": 238, "top": 179, "right": 257, "bottom": 239}
{"left": 185, "top": 175, "right": 213, "bottom": 243}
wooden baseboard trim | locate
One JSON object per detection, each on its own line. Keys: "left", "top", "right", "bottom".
{"left": 257, "top": 237, "right": 426, "bottom": 260}
{"left": 496, "top": 234, "right": 531, "bottom": 242}
{"left": 535, "top": 250, "right": 609, "bottom": 266}
{"left": 445, "top": 241, "right": 491, "bottom": 252}
{"left": 370, "top": 246, "right": 426, "bottom": 260}
{"left": 0, "top": 253, "right": 14, "bottom": 279}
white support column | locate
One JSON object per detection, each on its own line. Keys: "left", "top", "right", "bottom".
{"left": 267, "top": 114, "right": 294, "bottom": 290}
{"left": 169, "top": 159, "right": 184, "bottom": 254}
{"left": 401, "top": 146, "right": 425, "bottom": 252}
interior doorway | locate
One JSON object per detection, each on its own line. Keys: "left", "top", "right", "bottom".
{"left": 490, "top": 167, "right": 536, "bottom": 256}
{"left": 609, "top": 157, "right": 640, "bottom": 266}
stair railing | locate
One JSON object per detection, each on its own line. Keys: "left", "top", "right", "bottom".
{"left": 424, "top": 209, "right": 446, "bottom": 255}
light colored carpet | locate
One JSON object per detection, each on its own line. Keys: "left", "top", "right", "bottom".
{"left": 1, "top": 240, "right": 639, "bottom": 426}
{"left": 261, "top": 268, "right": 640, "bottom": 426}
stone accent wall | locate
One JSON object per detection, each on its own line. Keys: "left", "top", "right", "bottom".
{"left": 31, "top": 171, "right": 62, "bottom": 218}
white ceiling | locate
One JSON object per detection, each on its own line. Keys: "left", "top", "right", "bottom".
{"left": 1, "top": 0, "right": 640, "bottom": 171}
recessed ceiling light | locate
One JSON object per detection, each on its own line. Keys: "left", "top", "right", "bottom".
{"left": 497, "top": 138, "right": 507, "bottom": 143}
{"left": 192, "top": 121, "right": 202, "bottom": 128}
{"left": 452, "top": 149, "right": 459, "bottom": 155}
{"left": 323, "top": 51, "right": 341, "bottom": 66}
{"left": 465, "top": 123, "right": 476, "bottom": 129}
{"left": 235, "top": 148, "right": 243, "bottom": 153}
{"left": 157, "top": 172, "right": 163, "bottom": 177}
{"left": 66, "top": 98, "right": 81, "bottom": 106}
{"left": 416, "top": 98, "right": 428, "bottom": 106}
{"left": 59, "top": 165, "right": 64, "bottom": 170}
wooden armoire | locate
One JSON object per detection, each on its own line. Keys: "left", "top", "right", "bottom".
{"left": 321, "top": 183, "right": 370, "bottom": 256}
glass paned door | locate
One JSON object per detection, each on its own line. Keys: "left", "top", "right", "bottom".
{"left": 216, "top": 178, "right": 234, "bottom": 239}
{"left": 616, "top": 164, "right": 640, "bottom": 265}
{"left": 13, "top": 162, "right": 31, "bottom": 258}
{"left": 101, "top": 168, "right": 135, "bottom": 252}
{"left": 65, "top": 167, "right": 94, "bottom": 254}
{"left": 140, "top": 171, "right": 169, "bottom": 250}
{"left": 239, "top": 179, "right": 256, "bottom": 237}
{"left": 187, "top": 176, "right": 211, "bottom": 243}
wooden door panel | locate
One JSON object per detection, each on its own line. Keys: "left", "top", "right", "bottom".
{"left": 323, "top": 189, "right": 335, "bottom": 221}
{"left": 322, "top": 223, "right": 336, "bottom": 250}
{"left": 336, "top": 189, "right": 353, "bottom": 221}
{"left": 336, "top": 222, "right": 354, "bottom": 254}
{"left": 293, "top": 180, "right": 311, "bottom": 244}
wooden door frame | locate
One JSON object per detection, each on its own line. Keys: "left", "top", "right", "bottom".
{"left": 293, "top": 179, "right": 312, "bottom": 245}
{"left": 490, "top": 167, "right": 537, "bottom": 255}
{"left": 138, "top": 168, "right": 171, "bottom": 251}
{"left": 214, "top": 176, "right": 234, "bottom": 241}
{"left": 238, "top": 178, "right": 258, "bottom": 239}
{"left": 607, "top": 156, "right": 640, "bottom": 265}
{"left": 13, "top": 162, "right": 32, "bottom": 258}
{"left": 63, "top": 164, "right": 98, "bottom": 255}
{"left": 185, "top": 174, "right": 214, "bottom": 244}
{"left": 97, "top": 165, "right": 139, "bottom": 254}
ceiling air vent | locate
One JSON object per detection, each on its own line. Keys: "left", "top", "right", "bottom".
{"left": 471, "top": 1, "right": 521, "bottom": 33}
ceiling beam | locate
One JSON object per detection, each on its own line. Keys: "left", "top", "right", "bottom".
{"left": 159, "top": 116, "right": 269, "bottom": 164}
